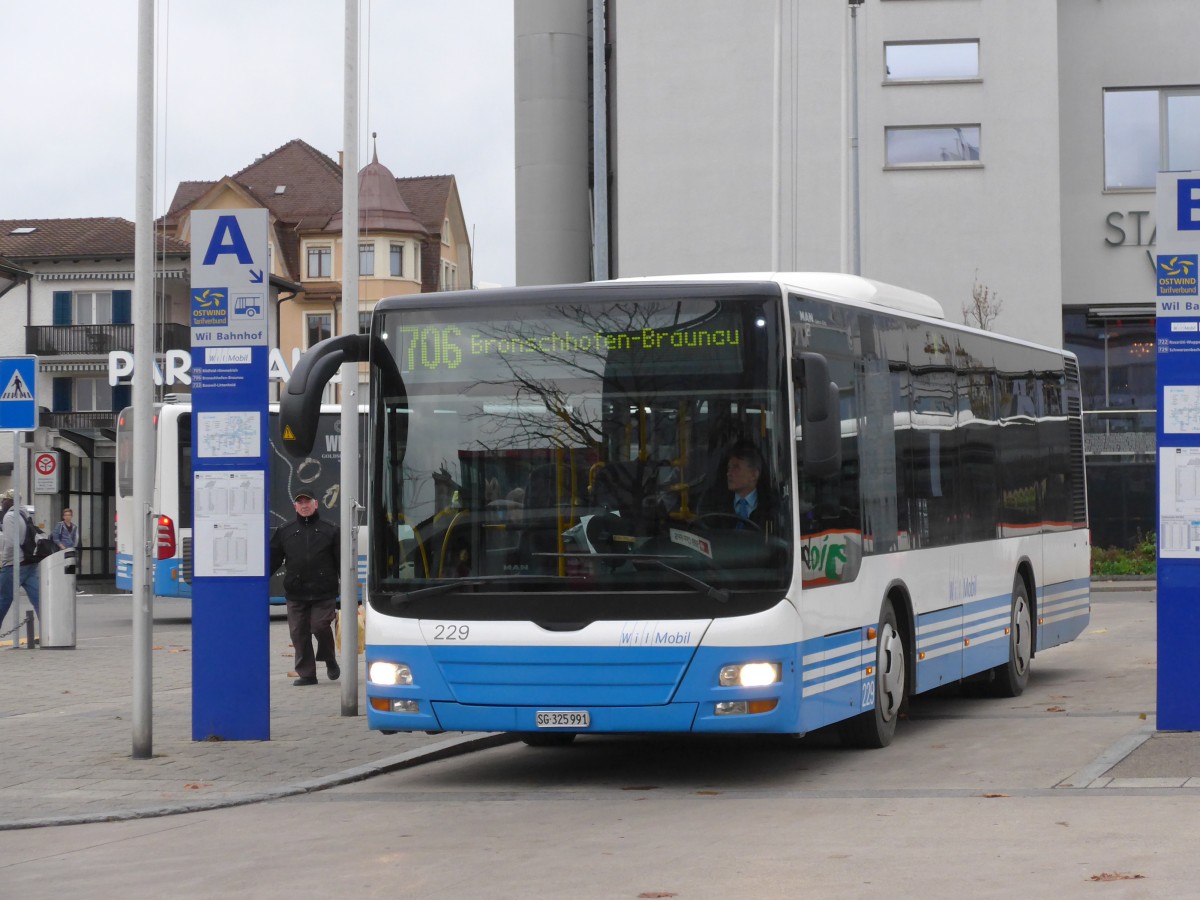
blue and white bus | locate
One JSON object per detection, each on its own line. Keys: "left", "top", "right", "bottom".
{"left": 281, "top": 273, "right": 1090, "bottom": 747}
{"left": 115, "top": 400, "right": 366, "bottom": 604}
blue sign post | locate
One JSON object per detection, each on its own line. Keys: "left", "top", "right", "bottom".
{"left": 189, "top": 209, "right": 271, "bottom": 740}
{"left": 1156, "top": 172, "right": 1200, "bottom": 731}
{"left": 0, "top": 355, "right": 37, "bottom": 649}
{"left": 0, "top": 356, "right": 38, "bottom": 431}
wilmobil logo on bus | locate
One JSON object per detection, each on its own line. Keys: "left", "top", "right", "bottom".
{"left": 620, "top": 624, "right": 695, "bottom": 646}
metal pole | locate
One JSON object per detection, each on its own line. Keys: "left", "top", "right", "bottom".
{"left": 848, "top": 0, "right": 863, "bottom": 276}
{"left": 11, "top": 433, "right": 21, "bottom": 648}
{"left": 339, "top": 0, "right": 360, "bottom": 717}
{"left": 591, "top": 0, "right": 609, "bottom": 281}
{"left": 131, "top": 0, "right": 156, "bottom": 759}
{"left": 771, "top": 0, "right": 782, "bottom": 272}
{"left": 1102, "top": 333, "right": 1111, "bottom": 408}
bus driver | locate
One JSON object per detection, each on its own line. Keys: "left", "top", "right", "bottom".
{"left": 725, "top": 441, "right": 773, "bottom": 530}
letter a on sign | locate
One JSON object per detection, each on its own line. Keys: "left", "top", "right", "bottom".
{"left": 203, "top": 215, "right": 254, "bottom": 265}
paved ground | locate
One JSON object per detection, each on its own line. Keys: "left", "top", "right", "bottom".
{"left": 0, "top": 579, "right": 1193, "bottom": 832}
{"left": 0, "top": 591, "right": 511, "bottom": 830}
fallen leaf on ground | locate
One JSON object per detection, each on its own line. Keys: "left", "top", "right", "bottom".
{"left": 1045, "top": 706, "right": 1066, "bottom": 713}
{"left": 183, "top": 783, "right": 211, "bottom": 790}
{"left": 637, "top": 893, "right": 678, "bottom": 898}
{"left": 981, "top": 792, "right": 1009, "bottom": 798}
{"left": 1089, "top": 872, "right": 1145, "bottom": 882}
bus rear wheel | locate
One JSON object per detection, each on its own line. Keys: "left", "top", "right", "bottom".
{"left": 985, "top": 576, "right": 1032, "bottom": 698}
{"left": 839, "top": 600, "right": 906, "bottom": 749}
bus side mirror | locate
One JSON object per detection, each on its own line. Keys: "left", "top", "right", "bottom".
{"left": 280, "top": 334, "right": 370, "bottom": 456}
{"left": 795, "top": 352, "right": 841, "bottom": 480}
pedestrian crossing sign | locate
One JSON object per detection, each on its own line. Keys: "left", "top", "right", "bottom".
{"left": 0, "top": 356, "right": 38, "bottom": 430}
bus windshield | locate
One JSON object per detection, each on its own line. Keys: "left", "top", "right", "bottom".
{"left": 370, "top": 289, "right": 792, "bottom": 619}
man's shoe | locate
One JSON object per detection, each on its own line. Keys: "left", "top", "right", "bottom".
{"left": 327, "top": 661, "right": 341, "bottom": 681}
{"left": 293, "top": 676, "right": 318, "bottom": 686}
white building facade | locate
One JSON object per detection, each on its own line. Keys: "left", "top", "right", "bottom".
{"left": 515, "top": 0, "right": 1199, "bottom": 548}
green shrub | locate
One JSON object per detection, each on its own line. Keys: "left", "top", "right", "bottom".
{"left": 1091, "top": 532, "right": 1156, "bottom": 577}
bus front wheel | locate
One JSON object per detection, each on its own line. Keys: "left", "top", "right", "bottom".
{"left": 839, "top": 600, "right": 906, "bottom": 749}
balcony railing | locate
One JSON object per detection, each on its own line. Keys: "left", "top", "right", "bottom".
{"left": 40, "top": 410, "right": 117, "bottom": 432}
{"left": 25, "top": 323, "right": 191, "bottom": 356}
{"left": 1082, "top": 408, "right": 1155, "bottom": 456}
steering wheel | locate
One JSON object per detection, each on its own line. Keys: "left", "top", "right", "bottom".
{"left": 696, "top": 512, "right": 761, "bottom": 532}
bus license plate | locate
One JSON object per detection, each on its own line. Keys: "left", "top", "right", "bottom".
{"left": 536, "top": 710, "right": 590, "bottom": 729}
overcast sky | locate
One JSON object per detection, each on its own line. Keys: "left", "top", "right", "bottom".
{"left": 0, "top": 0, "right": 516, "bottom": 286}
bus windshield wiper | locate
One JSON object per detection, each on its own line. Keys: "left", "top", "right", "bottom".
{"left": 391, "top": 574, "right": 570, "bottom": 605}
{"left": 536, "top": 552, "right": 729, "bottom": 603}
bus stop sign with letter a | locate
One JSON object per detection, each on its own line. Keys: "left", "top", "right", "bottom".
{"left": 189, "top": 209, "right": 271, "bottom": 741}
{"left": 1156, "top": 171, "right": 1200, "bottom": 731}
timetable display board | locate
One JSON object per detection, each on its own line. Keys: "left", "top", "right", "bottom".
{"left": 1156, "top": 171, "right": 1200, "bottom": 730}
{"left": 189, "top": 209, "right": 271, "bottom": 741}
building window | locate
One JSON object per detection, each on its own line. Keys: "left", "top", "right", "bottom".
{"left": 307, "top": 312, "right": 332, "bottom": 347}
{"left": 390, "top": 243, "right": 404, "bottom": 277}
{"left": 885, "top": 125, "right": 981, "bottom": 166}
{"left": 1104, "top": 87, "right": 1200, "bottom": 190}
{"left": 53, "top": 290, "right": 130, "bottom": 325}
{"left": 413, "top": 244, "right": 421, "bottom": 282}
{"left": 307, "top": 245, "right": 332, "bottom": 278}
{"left": 1063, "top": 308, "right": 1156, "bottom": 550}
{"left": 359, "top": 242, "right": 375, "bottom": 276}
{"left": 74, "top": 291, "right": 112, "bottom": 325}
{"left": 442, "top": 219, "right": 451, "bottom": 245}
{"left": 884, "top": 40, "right": 979, "bottom": 82}
{"left": 441, "top": 262, "right": 458, "bottom": 291}
{"left": 73, "top": 377, "right": 114, "bottom": 412}
{"left": 359, "top": 310, "right": 372, "bottom": 334}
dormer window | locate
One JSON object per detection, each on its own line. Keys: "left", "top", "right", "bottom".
{"left": 307, "top": 245, "right": 332, "bottom": 279}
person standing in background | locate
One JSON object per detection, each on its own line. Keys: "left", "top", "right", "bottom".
{"left": 52, "top": 508, "right": 82, "bottom": 593}
{"left": 52, "top": 508, "right": 78, "bottom": 553}
{"left": 0, "top": 490, "right": 41, "bottom": 632}
{"left": 269, "top": 490, "right": 341, "bottom": 686}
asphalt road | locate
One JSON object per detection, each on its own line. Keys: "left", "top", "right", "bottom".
{"left": 2, "top": 590, "right": 1186, "bottom": 898}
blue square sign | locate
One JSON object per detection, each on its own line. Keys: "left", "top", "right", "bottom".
{"left": 192, "top": 287, "right": 229, "bottom": 327}
{"left": 1157, "top": 254, "right": 1199, "bottom": 297}
{"left": 0, "top": 356, "right": 38, "bottom": 430}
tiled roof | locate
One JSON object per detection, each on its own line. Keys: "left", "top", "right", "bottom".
{"left": 0, "top": 218, "right": 190, "bottom": 259}
{"left": 396, "top": 175, "right": 455, "bottom": 235}
{"left": 161, "top": 140, "right": 460, "bottom": 283}
{"left": 328, "top": 155, "right": 428, "bottom": 236}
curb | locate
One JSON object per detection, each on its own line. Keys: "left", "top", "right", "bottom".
{"left": 0, "top": 731, "right": 517, "bottom": 832}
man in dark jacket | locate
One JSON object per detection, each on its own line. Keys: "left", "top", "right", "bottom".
{"left": 269, "top": 489, "right": 341, "bottom": 686}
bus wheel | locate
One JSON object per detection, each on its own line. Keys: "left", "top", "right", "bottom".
{"left": 986, "top": 576, "right": 1032, "bottom": 698}
{"left": 839, "top": 600, "right": 906, "bottom": 749}
{"left": 520, "top": 733, "right": 578, "bottom": 748}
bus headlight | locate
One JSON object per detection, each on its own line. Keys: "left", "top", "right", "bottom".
{"left": 718, "top": 662, "right": 781, "bottom": 687}
{"left": 368, "top": 661, "right": 413, "bottom": 686}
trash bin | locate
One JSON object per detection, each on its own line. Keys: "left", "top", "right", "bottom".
{"left": 40, "top": 548, "right": 77, "bottom": 649}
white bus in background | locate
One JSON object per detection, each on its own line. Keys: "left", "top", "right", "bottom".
{"left": 281, "top": 273, "right": 1091, "bottom": 748}
{"left": 114, "top": 400, "right": 366, "bottom": 603}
